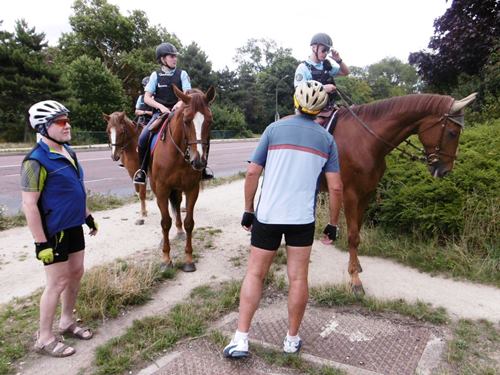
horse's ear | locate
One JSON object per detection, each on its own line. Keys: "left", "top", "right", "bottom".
{"left": 206, "top": 86, "right": 216, "bottom": 105}
{"left": 173, "top": 84, "right": 191, "bottom": 104}
{"left": 103, "top": 113, "right": 110, "bottom": 122}
{"left": 450, "top": 92, "right": 477, "bottom": 113}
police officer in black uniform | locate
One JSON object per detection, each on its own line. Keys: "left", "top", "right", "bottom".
{"left": 133, "top": 42, "right": 214, "bottom": 184}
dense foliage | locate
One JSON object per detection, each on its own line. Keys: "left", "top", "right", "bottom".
{"left": 366, "top": 120, "right": 499, "bottom": 254}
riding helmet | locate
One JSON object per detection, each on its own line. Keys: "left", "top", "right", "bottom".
{"left": 156, "top": 42, "right": 178, "bottom": 63}
{"left": 310, "top": 33, "right": 333, "bottom": 48}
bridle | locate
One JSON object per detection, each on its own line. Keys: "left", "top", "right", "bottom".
{"left": 108, "top": 121, "right": 133, "bottom": 157}
{"left": 166, "top": 109, "right": 210, "bottom": 171}
{"left": 336, "top": 89, "right": 464, "bottom": 166}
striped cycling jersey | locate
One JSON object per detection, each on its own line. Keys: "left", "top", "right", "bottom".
{"left": 250, "top": 114, "right": 339, "bottom": 225}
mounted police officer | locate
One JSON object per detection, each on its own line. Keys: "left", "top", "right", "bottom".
{"left": 294, "top": 33, "right": 350, "bottom": 115}
{"left": 133, "top": 42, "right": 214, "bottom": 185}
{"left": 134, "top": 76, "right": 154, "bottom": 127}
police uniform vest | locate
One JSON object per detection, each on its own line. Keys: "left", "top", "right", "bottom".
{"left": 25, "top": 142, "right": 86, "bottom": 238}
{"left": 154, "top": 69, "right": 182, "bottom": 108}
{"left": 303, "top": 60, "right": 334, "bottom": 85}
{"left": 136, "top": 94, "right": 153, "bottom": 125}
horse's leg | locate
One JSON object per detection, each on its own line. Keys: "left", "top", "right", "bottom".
{"left": 181, "top": 188, "right": 199, "bottom": 272}
{"left": 343, "top": 187, "right": 365, "bottom": 295}
{"left": 171, "top": 190, "right": 184, "bottom": 238}
{"left": 139, "top": 184, "right": 147, "bottom": 217}
{"left": 156, "top": 188, "right": 173, "bottom": 270}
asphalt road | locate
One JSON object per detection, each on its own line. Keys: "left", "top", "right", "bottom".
{"left": 0, "top": 140, "right": 258, "bottom": 215}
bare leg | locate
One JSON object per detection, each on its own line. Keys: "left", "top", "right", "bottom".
{"left": 59, "top": 251, "right": 86, "bottom": 334}
{"left": 237, "top": 246, "right": 275, "bottom": 332}
{"left": 286, "top": 245, "right": 312, "bottom": 336}
{"left": 38, "top": 262, "right": 74, "bottom": 355}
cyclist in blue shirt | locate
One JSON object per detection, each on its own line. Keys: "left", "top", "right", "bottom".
{"left": 21, "top": 100, "right": 98, "bottom": 357}
{"left": 224, "top": 81, "right": 343, "bottom": 358}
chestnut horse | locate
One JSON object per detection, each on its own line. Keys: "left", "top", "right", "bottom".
{"left": 150, "top": 86, "right": 215, "bottom": 272}
{"left": 104, "top": 112, "right": 147, "bottom": 224}
{"left": 323, "top": 92, "right": 477, "bottom": 293}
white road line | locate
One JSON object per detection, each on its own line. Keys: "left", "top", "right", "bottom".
{"left": 84, "top": 178, "right": 115, "bottom": 183}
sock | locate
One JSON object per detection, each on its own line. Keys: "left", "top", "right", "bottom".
{"left": 287, "top": 334, "right": 300, "bottom": 343}
{"left": 234, "top": 330, "right": 249, "bottom": 342}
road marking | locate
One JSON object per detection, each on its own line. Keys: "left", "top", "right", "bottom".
{"left": 2, "top": 173, "right": 19, "bottom": 177}
{"left": 85, "top": 178, "right": 115, "bottom": 183}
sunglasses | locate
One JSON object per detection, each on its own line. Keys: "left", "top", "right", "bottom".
{"left": 50, "top": 118, "right": 70, "bottom": 127}
{"left": 320, "top": 47, "right": 330, "bottom": 54}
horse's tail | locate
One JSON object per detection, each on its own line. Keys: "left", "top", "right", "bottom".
{"left": 169, "top": 190, "right": 182, "bottom": 215}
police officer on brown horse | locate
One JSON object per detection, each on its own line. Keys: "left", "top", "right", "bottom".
{"left": 134, "top": 42, "right": 213, "bottom": 184}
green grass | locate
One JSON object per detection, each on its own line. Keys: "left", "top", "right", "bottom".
{"left": 310, "top": 283, "right": 449, "bottom": 325}
{"left": 446, "top": 319, "right": 499, "bottom": 374}
{"left": 93, "top": 281, "right": 241, "bottom": 374}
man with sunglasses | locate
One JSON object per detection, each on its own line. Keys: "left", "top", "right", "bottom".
{"left": 21, "top": 100, "right": 98, "bottom": 357}
{"left": 294, "top": 33, "right": 350, "bottom": 106}
{"left": 133, "top": 42, "right": 214, "bottom": 185}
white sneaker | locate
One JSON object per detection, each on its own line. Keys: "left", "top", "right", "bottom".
{"left": 223, "top": 337, "right": 249, "bottom": 358}
{"left": 283, "top": 336, "right": 302, "bottom": 354}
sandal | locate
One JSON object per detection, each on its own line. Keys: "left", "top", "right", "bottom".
{"left": 34, "top": 337, "right": 75, "bottom": 357}
{"left": 59, "top": 323, "right": 93, "bottom": 340}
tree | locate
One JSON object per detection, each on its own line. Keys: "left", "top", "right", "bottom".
{"left": 61, "top": 55, "right": 127, "bottom": 133}
{"left": 0, "top": 20, "right": 66, "bottom": 142}
{"left": 409, "top": 0, "right": 499, "bottom": 91}
{"left": 367, "top": 57, "right": 420, "bottom": 99}
{"left": 180, "top": 42, "right": 215, "bottom": 90}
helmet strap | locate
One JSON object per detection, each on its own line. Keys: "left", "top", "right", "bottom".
{"left": 40, "top": 124, "right": 66, "bottom": 145}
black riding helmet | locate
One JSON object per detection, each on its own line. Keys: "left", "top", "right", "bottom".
{"left": 156, "top": 42, "right": 178, "bottom": 64}
{"left": 310, "top": 33, "right": 333, "bottom": 48}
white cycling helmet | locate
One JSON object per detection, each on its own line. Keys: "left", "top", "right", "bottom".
{"left": 294, "top": 80, "right": 328, "bottom": 115}
{"left": 28, "top": 100, "right": 70, "bottom": 131}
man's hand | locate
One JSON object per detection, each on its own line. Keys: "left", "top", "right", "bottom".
{"left": 85, "top": 214, "right": 98, "bottom": 236}
{"left": 241, "top": 212, "right": 255, "bottom": 231}
{"left": 158, "top": 104, "right": 170, "bottom": 114}
{"left": 36, "top": 242, "right": 54, "bottom": 264}
{"left": 321, "top": 224, "right": 339, "bottom": 245}
{"left": 324, "top": 83, "right": 337, "bottom": 93}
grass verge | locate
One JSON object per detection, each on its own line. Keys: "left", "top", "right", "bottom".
{"left": 0, "top": 226, "right": 219, "bottom": 374}
{"left": 314, "top": 193, "right": 500, "bottom": 287}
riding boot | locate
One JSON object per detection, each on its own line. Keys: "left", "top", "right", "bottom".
{"left": 201, "top": 143, "right": 214, "bottom": 180}
{"left": 134, "top": 132, "right": 152, "bottom": 185}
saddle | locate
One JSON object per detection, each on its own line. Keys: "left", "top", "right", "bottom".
{"left": 149, "top": 112, "right": 170, "bottom": 133}
{"left": 315, "top": 105, "right": 339, "bottom": 134}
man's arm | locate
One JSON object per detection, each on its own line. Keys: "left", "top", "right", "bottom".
{"left": 144, "top": 91, "right": 169, "bottom": 114}
{"left": 325, "top": 171, "right": 343, "bottom": 225}
{"left": 244, "top": 162, "right": 263, "bottom": 212}
{"left": 21, "top": 191, "right": 46, "bottom": 243}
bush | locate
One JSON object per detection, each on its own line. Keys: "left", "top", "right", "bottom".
{"left": 211, "top": 103, "right": 252, "bottom": 138}
{"left": 366, "top": 120, "right": 499, "bottom": 251}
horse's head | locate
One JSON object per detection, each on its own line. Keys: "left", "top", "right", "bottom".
{"left": 417, "top": 93, "right": 477, "bottom": 178}
{"left": 104, "top": 112, "right": 134, "bottom": 161}
{"left": 173, "top": 85, "right": 216, "bottom": 171}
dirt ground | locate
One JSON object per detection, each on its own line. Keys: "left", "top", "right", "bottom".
{"left": 1, "top": 179, "right": 499, "bottom": 374}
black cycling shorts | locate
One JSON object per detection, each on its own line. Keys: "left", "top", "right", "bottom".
{"left": 36, "top": 226, "right": 85, "bottom": 265}
{"left": 250, "top": 219, "right": 315, "bottom": 251}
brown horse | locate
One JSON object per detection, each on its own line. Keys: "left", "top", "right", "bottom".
{"left": 103, "top": 111, "right": 147, "bottom": 224}
{"left": 323, "top": 93, "right": 477, "bottom": 293}
{"left": 150, "top": 85, "right": 216, "bottom": 272}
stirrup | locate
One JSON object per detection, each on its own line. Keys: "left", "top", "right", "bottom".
{"left": 133, "top": 169, "right": 147, "bottom": 185}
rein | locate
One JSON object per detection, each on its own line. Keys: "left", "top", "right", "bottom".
{"left": 335, "top": 89, "right": 464, "bottom": 165}
{"left": 165, "top": 110, "right": 209, "bottom": 170}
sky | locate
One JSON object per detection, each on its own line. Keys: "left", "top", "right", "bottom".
{"left": 1, "top": 0, "right": 451, "bottom": 71}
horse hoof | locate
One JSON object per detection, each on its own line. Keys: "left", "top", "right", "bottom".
{"left": 182, "top": 263, "right": 196, "bottom": 272}
{"left": 351, "top": 283, "right": 365, "bottom": 296}
{"left": 160, "top": 262, "right": 174, "bottom": 272}
{"left": 135, "top": 219, "right": 145, "bottom": 225}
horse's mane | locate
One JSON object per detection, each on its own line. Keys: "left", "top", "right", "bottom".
{"left": 340, "top": 94, "right": 454, "bottom": 120}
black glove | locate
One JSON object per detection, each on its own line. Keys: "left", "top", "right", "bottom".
{"left": 35, "top": 241, "right": 54, "bottom": 264}
{"left": 323, "top": 224, "right": 339, "bottom": 241}
{"left": 241, "top": 212, "right": 255, "bottom": 228}
{"left": 85, "top": 214, "right": 98, "bottom": 231}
